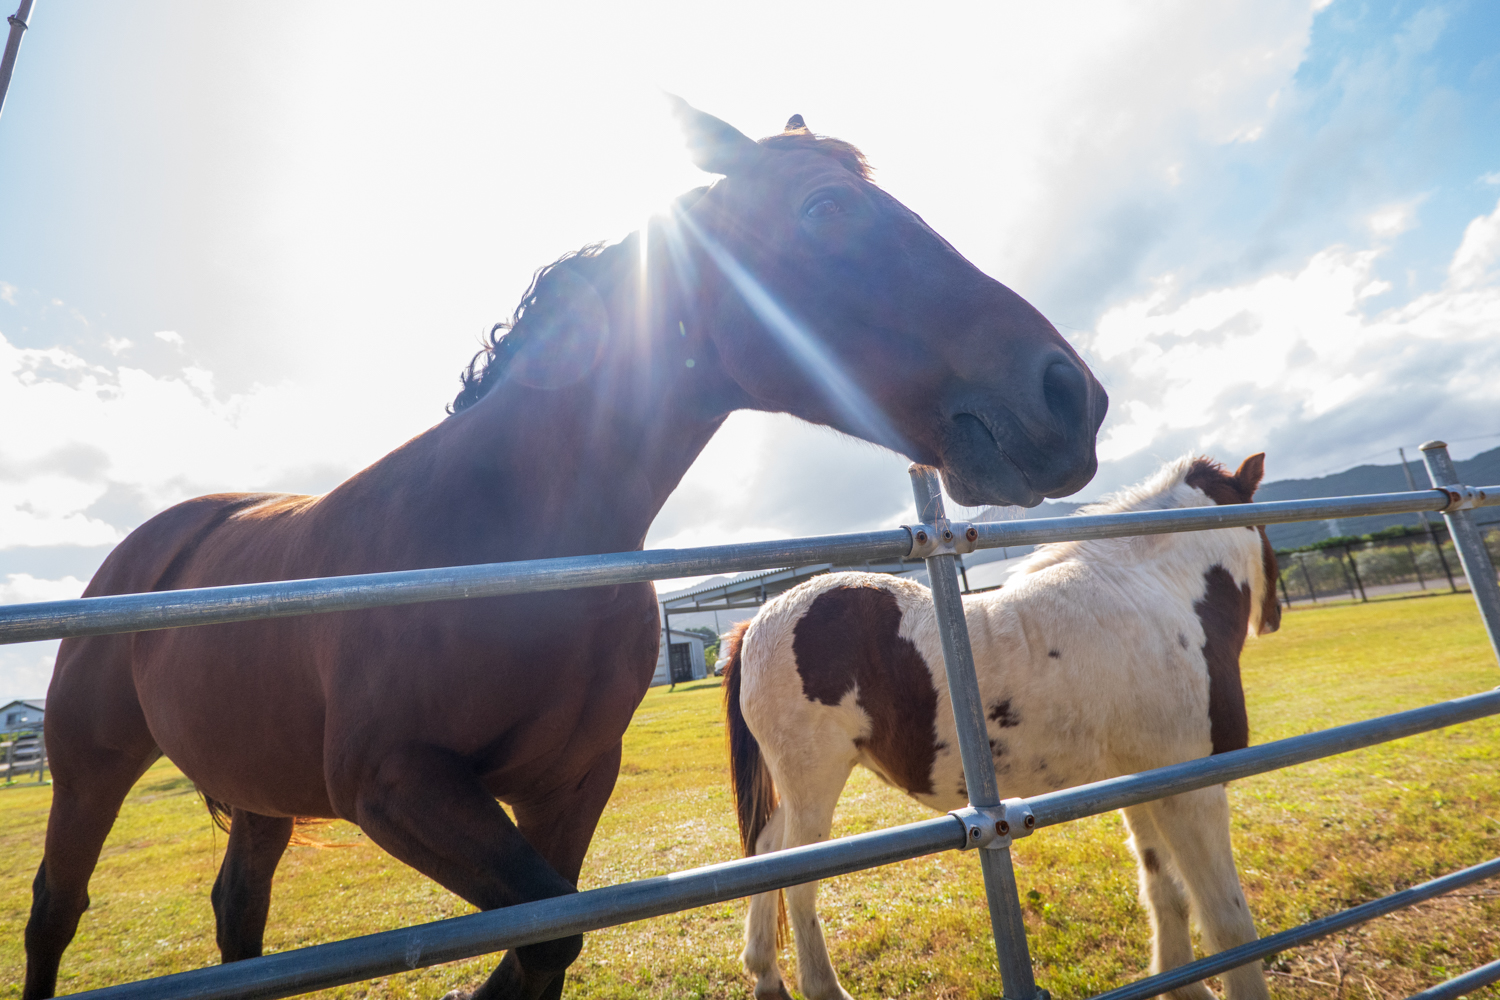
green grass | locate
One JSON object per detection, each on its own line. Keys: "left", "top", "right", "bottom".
{"left": 2, "top": 592, "right": 1498, "bottom": 999}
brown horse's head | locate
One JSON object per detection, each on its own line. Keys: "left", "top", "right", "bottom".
{"left": 666, "top": 98, "right": 1107, "bottom": 507}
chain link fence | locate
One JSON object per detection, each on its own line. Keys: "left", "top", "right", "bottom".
{"left": 1276, "top": 523, "right": 1500, "bottom": 604}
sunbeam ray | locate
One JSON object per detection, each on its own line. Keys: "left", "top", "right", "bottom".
{"left": 673, "top": 207, "right": 911, "bottom": 456}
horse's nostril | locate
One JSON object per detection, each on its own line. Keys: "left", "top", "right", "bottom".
{"left": 1042, "top": 361, "right": 1088, "bottom": 429}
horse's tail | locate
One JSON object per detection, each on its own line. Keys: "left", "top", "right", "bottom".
{"left": 201, "top": 793, "right": 343, "bottom": 848}
{"left": 721, "top": 618, "right": 787, "bottom": 944}
{"left": 722, "top": 620, "right": 772, "bottom": 856}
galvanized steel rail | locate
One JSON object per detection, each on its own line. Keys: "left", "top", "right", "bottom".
{"left": 1, "top": 485, "right": 1494, "bottom": 646}
{"left": 7, "top": 439, "right": 1498, "bottom": 999}
{"left": 59, "top": 690, "right": 1500, "bottom": 1000}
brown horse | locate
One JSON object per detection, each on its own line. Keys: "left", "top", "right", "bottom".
{"left": 23, "top": 100, "right": 1107, "bottom": 1000}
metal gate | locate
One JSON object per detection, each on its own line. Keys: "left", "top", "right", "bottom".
{"left": 2, "top": 439, "right": 1498, "bottom": 1000}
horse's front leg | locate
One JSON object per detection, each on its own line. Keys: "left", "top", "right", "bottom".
{"left": 344, "top": 742, "right": 583, "bottom": 1000}
{"left": 1145, "top": 786, "right": 1268, "bottom": 1000}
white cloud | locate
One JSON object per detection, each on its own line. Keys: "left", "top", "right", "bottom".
{"left": 154, "top": 330, "right": 184, "bottom": 345}
{"left": 1367, "top": 199, "right": 1422, "bottom": 240}
{"left": 1082, "top": 199, "right": 1500, "bottom": 483}
{"left": 1448, "top": 195, "right": 1500, "bottom": 290}
{"left": 0, "top": 329, "right": 432, "bottom": 552}
{"left": 0, "top": 578, "right": 83, "bottom": 703}
{"left": 0, "top": 573, "right": 86, "bottom": 604}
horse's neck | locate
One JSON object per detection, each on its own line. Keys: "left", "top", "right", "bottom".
{"left": 459, "top": 366, "right": 725, "bottom": 556}
{"left": 328, "top": 277, "right": 729, "bottom": 567}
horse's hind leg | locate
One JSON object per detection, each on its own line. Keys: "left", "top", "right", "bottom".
{"left": 1145, "top": 787, "right": 1268, "bottom": 1000}
{"left": 24, "top": 640, "right": 159, "bottom": 1000}
{"left": 742, "top": 803, "right": 791, "bottom": 1000}
{"left": 1122, "top": 804, "right": 1211, "bottom": 1000}
{"left": 211, "top": 809, "right": 294, "bottom": 962}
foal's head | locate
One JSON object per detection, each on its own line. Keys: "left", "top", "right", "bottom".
{"left": 1183, "top": 453, "right": 1281, "bottom": 636}
{"left": 454, "top": 100, "right": 1107, "bottom": 508}
{"left": 1032, "top": 453, "right": 1282, "bottom": 636}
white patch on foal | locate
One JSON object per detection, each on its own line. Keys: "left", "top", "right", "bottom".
{"left": 722, "top": 454, "right": 1279, "bottom": 1000}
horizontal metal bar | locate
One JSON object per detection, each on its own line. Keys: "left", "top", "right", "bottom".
{"left": 1406, "top": 959, "right": 1500, "bottom": 1000}
{"left": 1026, "top": 688, "right": 1500, "bottom": 829}
{"left": 65, "top": 814, "right": 969, "bottom": 1000}
{"left": 65, "top": 689, "right": 1500, "bottom": 999}
{"left": 6, "top": 487, "right": 1496, "bottom": 646}
{"left": 973, "top": 486, "right": 1499, "bottom": 549}
{"left": 0, "top": 530, "right": 912, "bottom": 645}
{"left": 1089, "top": 856, "right": 1500, "bottom": 1000}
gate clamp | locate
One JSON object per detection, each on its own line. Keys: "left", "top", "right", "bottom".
{"left": 906, "top": 518, "right": 979, "bottom": 559}
{"left": 1436, "top": 484, "right": 1488, "bottom": 512}
{"left": 952, "top": 798, "right": 1035, "bottom": 851}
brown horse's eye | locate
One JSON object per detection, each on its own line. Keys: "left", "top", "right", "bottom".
{"left": 805, "top": 198, "right": 841, "bottom": 219}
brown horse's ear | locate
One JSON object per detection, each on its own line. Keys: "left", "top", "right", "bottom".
{"left": 1233, "top": 453, "right": 1266, "bottom": 498}
{"left": 664, "top": 94, "right": 764, "bottom": 175}
{"left": 783, "top": 114, "right": 810, "bottom": 135}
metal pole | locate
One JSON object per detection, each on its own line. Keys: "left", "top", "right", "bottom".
{"left": 1403, "top": 447, "right": 1458, "bottom": 591}
{"left": 1297, "top": 555, "right": 1318, "bottom": 603}
{"left": 1277, "top": 572, "right": 1291, "bottom": 607}
{"left": 1344, "top": 545, "right": 1367, "bottom": 602}
{"left": 909, "top": 465, "right": 1043, "bottom": 1000}
{"left": 1404, "top": 536, "right": 1427, "bottom": 590}
{"left": 0, "top": 0, "right": 35, "bottom": 121}
{"left": 1421, "top": 441, "right": 1500, "bottom": 665}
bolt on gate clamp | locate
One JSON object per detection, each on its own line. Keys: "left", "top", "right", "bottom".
{"left": 1434, "top": 484, "right": 1488, "bottom": 512}
{"left": 951, "top": 798, "right": 1035, "bottom": 851}
{"left": 905, "top": 518, "right": 979, "bottom": 559}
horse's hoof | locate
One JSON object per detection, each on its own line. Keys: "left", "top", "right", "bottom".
{"left": 753, "top": 986, "right": 794, "bottom": 1000}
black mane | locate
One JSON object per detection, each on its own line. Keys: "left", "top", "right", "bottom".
{"left": 448, "top": 129, "right": 871, "bottom": 415}
{"left": 448, "top": 242, "right": 626, "bottom": 414}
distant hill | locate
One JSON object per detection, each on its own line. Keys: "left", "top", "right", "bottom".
{"left": 1256, "top": 444, "right": 1500, "bottom": 548}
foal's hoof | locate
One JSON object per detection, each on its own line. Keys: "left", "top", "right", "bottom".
{"left": 753, "top": 985, "right": 794, "bottom": 1000}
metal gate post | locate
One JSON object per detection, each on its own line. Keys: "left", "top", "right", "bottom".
{"left": 909, "top": 466, "right": 1045, "bottom": 1000}
{"left": 1420, "top": 441, "right": 1500, "bottom": 665}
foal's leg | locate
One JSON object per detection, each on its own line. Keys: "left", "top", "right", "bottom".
{"left": 1121, "top": 805, "right": 1212, "bottom": 1000}
{"left": 211, "top": 809, "right": 295, "bottom": 962}
{"left": 1147, "top": 787, "right": 1268, "bottom": 1000}
{"left": 742, "top": 804, "right": 791, "bottom": 1000}
{"left": 775, "top": 761, "right": 856, "bottom": 1000}
{"left": 351, "top": 743, "right": 602, "bottom": 1000}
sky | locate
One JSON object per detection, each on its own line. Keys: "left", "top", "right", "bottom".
{"left": 2, "top": 1, "right": 1499, "bottom": 699}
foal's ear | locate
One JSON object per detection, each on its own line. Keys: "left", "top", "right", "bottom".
{"left": 1233, "top": 453, "right": 1267, "bottom": 498}
{"left": 664, "top": 94, "right": 764, "bottom": 175}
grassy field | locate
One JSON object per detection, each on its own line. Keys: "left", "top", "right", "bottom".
{"left": 2, "top": 591, "right": 1498, "bottom": 999}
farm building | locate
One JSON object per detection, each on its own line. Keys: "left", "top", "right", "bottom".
{"left": 1, "top": 699, "right": 44, "bottom": 732}
{"left": 651, "top": 629, "right": 709, "bottom": 687}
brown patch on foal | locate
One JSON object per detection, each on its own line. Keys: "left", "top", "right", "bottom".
{"left": 1185, "top": 452, "right": 1264, "bottom": 507}
{"left": 793, "top": 585, "right": 941, "bottom": 795}
{"left": 1194, "top": 566, "right": 1252, "bottom": 755}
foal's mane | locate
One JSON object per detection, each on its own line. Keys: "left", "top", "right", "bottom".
{"left": 1014, "top": 456, "right": 1244, "bottom": 574}
{"left": 448, "top": 128, "right": 873, "bottom": 415}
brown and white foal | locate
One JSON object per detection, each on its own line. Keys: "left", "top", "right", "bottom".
{"left": 721, "top": 454, "right": 1281, "bottom": 1000}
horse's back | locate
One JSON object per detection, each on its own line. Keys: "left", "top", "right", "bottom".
{"left": 45, "top": 494, "right": 301, "bottom": 776}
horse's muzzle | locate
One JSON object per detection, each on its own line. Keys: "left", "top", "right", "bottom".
{"left": 938, "top": 356, "right": 1108, "bottom": 508}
